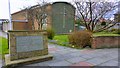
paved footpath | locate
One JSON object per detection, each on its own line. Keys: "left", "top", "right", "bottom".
{"left": 24, "top": 44, "right": 119, "bottom": 67}
{"left": 0, "top": 44, "right": 119, "bottom": 67}
{"left": 0, "top": 55, "right": 4, "bottom": 68}
{"left": 0, "top": 59, "right": 2, "bottom": 68}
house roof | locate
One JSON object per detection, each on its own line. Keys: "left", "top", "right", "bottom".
{"left": 0, "top": 19, "right": 9, "bottom": 23}
{"left": 0, "top": 19, "right": 28, "bottom": 23}
{"left": 0, "top": 19, "right": 9, "bottom": 21}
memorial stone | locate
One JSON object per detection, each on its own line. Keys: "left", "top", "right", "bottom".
{"left": 4, "top": 30, "right": 53, "bottom": 66}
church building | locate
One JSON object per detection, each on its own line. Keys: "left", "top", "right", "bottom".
{"left": 12, "top": 2, "right": 75, "bottom": 34}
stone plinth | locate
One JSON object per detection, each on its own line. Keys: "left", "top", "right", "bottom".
{"left": 5, "top": 30, "right": 53, "bottom": 66}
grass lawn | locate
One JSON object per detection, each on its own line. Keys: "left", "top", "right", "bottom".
{"left": 0, "top": 37, "right": 9, "bottom": 57}
{"left": 53, "top": 35, "right": 69, "bottom": 46}
{"left": 93, "top": 32, "right": 120, "bottom": 36}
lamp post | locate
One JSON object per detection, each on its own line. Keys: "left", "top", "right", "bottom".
{"left": 8, "top": 0, "right": 12, "bottom": 30}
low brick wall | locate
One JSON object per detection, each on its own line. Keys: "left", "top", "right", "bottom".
{"left": 92, "top": 36, "right": 120, "bottom": 49}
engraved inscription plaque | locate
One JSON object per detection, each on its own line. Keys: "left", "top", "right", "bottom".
{"left": 16, "top": 36, "right": 44, "bottom": 52}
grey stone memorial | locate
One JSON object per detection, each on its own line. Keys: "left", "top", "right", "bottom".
{"left": 4, "top": 30, "right": 53, "bottom": 66}
{"left": 16, "top": 36, "right": 44, "bottom": 52}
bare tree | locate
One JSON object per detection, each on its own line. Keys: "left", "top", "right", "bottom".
{"left": 74, "top": 0, "right": 117, "bottom": 32}
{"left": 26, "top": 0, "right": 48, "bottom": 30}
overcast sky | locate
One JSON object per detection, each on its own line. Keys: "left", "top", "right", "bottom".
{"left": 0, "top": 0, "right": 119, "bottom": 19}
{"left": 0, "top": 0, "right": 73, "bottom": 19}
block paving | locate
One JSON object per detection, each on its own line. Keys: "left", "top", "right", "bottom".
{"left": 0, "top": 44, "right": 119, "bottom": 67}
{"left": 26, "top": 44, "right": 119, "bottom": 67}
